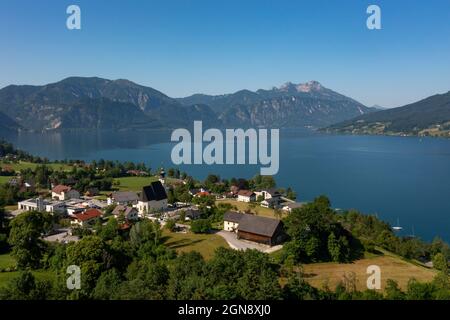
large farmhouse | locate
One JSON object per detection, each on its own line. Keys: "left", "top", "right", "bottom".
{"left": 223, "top": 211, "right": 285, "bottom": 246}
{"left": 137, "top": 181, "right": 168, "bottom": 216}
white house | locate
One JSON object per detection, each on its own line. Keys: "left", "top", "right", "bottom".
{"left": 112, "top": 205, "right": 139, "bottom": 221}
{"left": 237, "top": 190, "right": 256, "bottom": 203}
{"left": 261, "top": 198, "right": 279, "bottom": 209}
{"left": 137, "top": 181, "right": 168, "bottom": 216}
{"left": 52, "top": 185, "right": 80, "bottom": 201}
{"left": 282, "top": 202, "right": 305, "bottom": 213}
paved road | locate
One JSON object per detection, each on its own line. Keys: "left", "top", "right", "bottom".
{"left": 217, "top": 230, "right": 282, "bottom": 253}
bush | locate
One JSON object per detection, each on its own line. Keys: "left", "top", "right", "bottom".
{"left": 190, "top": 219, "right": 212, "bottom": 234}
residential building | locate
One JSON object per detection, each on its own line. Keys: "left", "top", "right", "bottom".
{"left": 223, "top": 211, "right": 243, "bottom": 232}
{"left": 237, "top": 190, "right": 256, "bottom": 203}
{"left": 107, "top": 191, "right": 139, "bottom": 206}
{"left": 112, "top": 205, "right": 139, "bottom": 221}
{"left": 137, "top": 181, "right": 168, "bottom": 216}
{"left": 52, "top": 185, "right": 80, "bottom": 201}
{"left": 71, "top": 208, "right": 102, "bottom": 227}
{"left": 260, "top": 198, "right": 279, "bottom": 209}
{"left": 282, "top": 202, "right": 305, "bottom": 213}
{"left": 17, "top": 198, "right": 47, "bottom": 212}
{"left": 223, "top": 211, "right": 286, "bottom": 246}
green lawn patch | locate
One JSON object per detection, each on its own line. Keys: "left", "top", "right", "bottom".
{"left": 114, "top": 176, "right": 158, "bottom": 191}
{"left": 161, "top": 229, "right": 229, "bottom": 260}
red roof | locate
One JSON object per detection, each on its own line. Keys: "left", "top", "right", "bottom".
{"left": 73, "top": 208, "right": 102, "bottom": 222}
{"left": 196, "top": 191, "right": 210, "bottom": 197}
{"left": 52, "top": 184, "right": 71, "bottom": 194}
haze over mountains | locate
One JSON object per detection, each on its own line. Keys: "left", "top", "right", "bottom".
{"left": 0, "top": 77, "right": 374, "bottom": 132}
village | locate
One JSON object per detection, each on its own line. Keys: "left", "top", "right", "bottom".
{"left": 8, "top": 165, "right": 304, "bottom": 253}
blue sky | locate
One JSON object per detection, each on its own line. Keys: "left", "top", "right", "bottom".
{"left": 1, "top": 0, "right": 449, "bottom": 107}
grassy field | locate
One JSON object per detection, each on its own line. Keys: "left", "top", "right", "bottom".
{"left": 114, "top": 176, "right": 158, "bottom": 191}
{"left": 0, "top": 176, "right": 12, "bottom": 184}
{"left": 301, "top": 252, "right": 437, "bottom": 292}
{"left": 216, "top": 199, "right": 283, "bottom": 219}
{"left": 0, "top": 270, "right": 57, "bottom": 288}
{"left": 0, "top": 253, "right": 16, "bottom": 269}
{"left": 0, "top": 161, "right": 72, "bottom": 172}
{"left": 161, "top": 229, "right": 229, "bottom": 260}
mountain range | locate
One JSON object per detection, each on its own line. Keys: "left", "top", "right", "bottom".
{"left": 0, "top": 77, "right": 374, "bottom": 132}
{"left": 324, "top": 91, "right": 450, "bottom": 137}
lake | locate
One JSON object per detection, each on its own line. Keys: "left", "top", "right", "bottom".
{"left": 2, "top": 129, "right": 450, "bottom": 242}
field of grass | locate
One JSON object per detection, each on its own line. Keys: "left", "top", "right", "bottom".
{"left": 0, "top": 254, "right": 16, "bottom": 269}
{"left": 301, "top": 253, "right": 437, "bottom": 292}
{"left": 0, "top": 161, "right": 72, "bottom": 172}
{"left": 114, "top": 176, "right": 158, "bottom": 191}
{"left": 0, "top": 176, "right": 12, "bottom": 184}
{"left": 0, "top": 270, "right": 57, "bottom": 288}
{"left": 216, "top": 199, "right": 283, "bottom": 219}
{"left": 161, "top": 229, "right": 229, "bottom": 260}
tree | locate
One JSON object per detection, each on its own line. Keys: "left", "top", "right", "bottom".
{"left": 65, "top": 236, "right": 111, "bottom": 295}
{"left": 92, "top": 269, "right": 123, "bottom": 299}
{"left": 190, "top": 219, "right": 212, "bottom": 234}
{"left": 8, "top": 211, "right": 52, "bottom": 269}
{"left": 0, "top": 271, "right": 52, "bottom": 300}
{"left": 432, "top": 253, "right": 448, "bottom": 273}
{"left": 165, "top": 219, "right": 176, "bottom": 232}
{"left": 384, "top": 279, "right": 405, "bottom": 300}
{"left": 130, "top": 220, "right": 162, "bottom": 247}
{"left": 328, "top": 233, "right": 341, "bottom": 262}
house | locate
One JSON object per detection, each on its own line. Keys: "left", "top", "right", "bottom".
{"left": 237, "top": 190, "right": 256, "bottom": 203}
{"left": 52, "top": 185, "right": 80, "bottom": 201}
{"left": 237, "top": 215, "right": 285, "bottom": 246}
{"left": 223, "top": 211, "right": 243, "bottom": 232}
{"left": 137, "top": 181, "right": 168, "bottom": 216}
{"left": 189, "top": 188, "right": 208, "bottom": 196}
{"left": 223, "top": 211, "right": 285, "bottom": 246}
{"left": 184, "top": 209, "right": 201, "bottom": 221}
{"left": 260, "top": 198, "right": 279, "bottom": 209}
{"left": 282, "top": 202, "right": 305, "bottom": 213}
{"left": 112, "top": 205, "right": 139, "bottom": 221}
{"left": 107, "top": 191, "right": 139, "bottom": 206}
{"left": 71, "top": 208, "right": 102, "bottom": 227}
{"left": 255, "top": 188, "right": 281, "bottom": 201}
{"left": 84, "top": 187, "right": 99, "bottom": 197}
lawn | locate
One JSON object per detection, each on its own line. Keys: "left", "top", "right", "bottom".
{"left": 161, "top": 229, "right": 229, "bottom": 260}
{"left": 216, "top": 199, "right": 283, "bottom": 219}
{"left": 0, "top": 176, "right": 12, "bottom": 184}
{"left": 0, "top": 253, "right": 16, "bottom": 269}
{"left": 114, "top": 176, "right": 157, "bottom": 191}
{"left": 0, "top": 161, "right": 72, "bottom": 172}
{"left": 0, "top": 270, "right": 57, "bottom": 288}
{"left": 301, "top": 253, "right": 437, "bottom": 292}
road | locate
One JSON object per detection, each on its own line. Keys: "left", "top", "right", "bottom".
{"left": 217, "top": 230, "right": 282, "bottom": 253}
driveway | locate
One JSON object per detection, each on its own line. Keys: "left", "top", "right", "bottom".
{"left": 43, "top": 228, "right": 79, "bottom": 243}
{"left": 217, "top": 230, "right": 282, "bottom": 254}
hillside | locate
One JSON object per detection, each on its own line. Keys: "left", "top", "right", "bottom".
{"left": 0, "top": 77, "right": 218, "bottom": 131}
{"left": 324, "top": 91, "right": 450, "bottom": 137}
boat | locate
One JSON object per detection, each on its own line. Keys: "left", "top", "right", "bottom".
{"left": 392, "top": 218, "right": 403, "bottom": 231}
